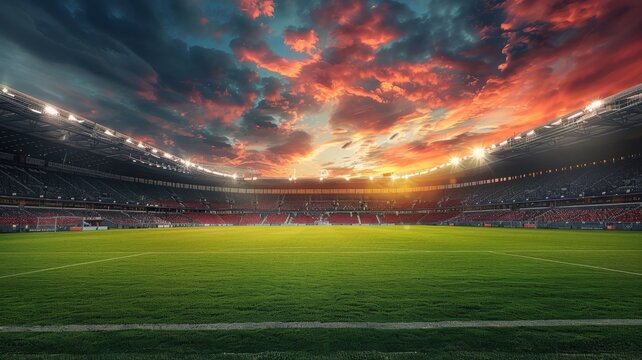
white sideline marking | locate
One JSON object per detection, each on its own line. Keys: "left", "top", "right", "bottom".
{"left": 488, "top": 251, "right": 642, "bottom": 277}
{"left": 1, "top": 249, "right": 641, "bottom": 255}
{"left": 0, "top": 253, "right": 150, "bottom": 279}
{"left": 1, "top": 319, "right": 641, "bottom": 332}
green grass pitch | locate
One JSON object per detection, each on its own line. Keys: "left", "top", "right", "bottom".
{"left": 0, "top": 226, "right": 641, "bottom": 359}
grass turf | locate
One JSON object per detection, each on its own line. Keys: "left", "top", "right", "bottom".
{"left": 0, "top": 226, "right": 641, "bottom": 359}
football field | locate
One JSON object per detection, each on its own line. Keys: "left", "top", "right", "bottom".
{"left": 0, "top": 226, "right": 641, "bottom": 359}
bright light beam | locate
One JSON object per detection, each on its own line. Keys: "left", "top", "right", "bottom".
{"left": 471, "top": 147, "right": 485, "bottom": 160}
{"left": 43, "top": 105, "right": 59, "bottom": 116}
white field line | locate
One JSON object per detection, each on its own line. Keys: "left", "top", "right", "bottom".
{"left": 488, "top": 251, "right": 642, "bottom": 276}
{"left": 1, "top": 319, "right": 641, "bottom": 332}
{"left": 1, "top": 249, "right": 641, "bottom": 255}
{"left": 0, "top": 253, "right": 150, "bottom": 279}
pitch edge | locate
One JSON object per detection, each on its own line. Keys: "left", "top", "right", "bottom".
{"left": 2, "top": 319, "right": 642, "bottom": 332}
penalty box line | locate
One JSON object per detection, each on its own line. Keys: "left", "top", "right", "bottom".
{"left": 488, "top": 251, "right": 642, "bottom": 277}
{"left": 0, "top": 252, "right": 151, "bottom": 279}
{"left": 1, "top": 319, "right": 642, "bottom": 332}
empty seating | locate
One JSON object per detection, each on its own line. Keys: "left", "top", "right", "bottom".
{"left": 327, "top": 213, "right": 359, "bottom": 224}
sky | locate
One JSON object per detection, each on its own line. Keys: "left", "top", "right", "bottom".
{"left": 1, "top": 0, "right": 641, "bottom": 178}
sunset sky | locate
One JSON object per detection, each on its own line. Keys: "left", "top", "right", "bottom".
{"left": 1, "top": 0, "right": 641, "bottom": 178}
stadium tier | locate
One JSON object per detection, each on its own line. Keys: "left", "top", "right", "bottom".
{"left": 0, "top": 152, "right": 641, "bottom": 231}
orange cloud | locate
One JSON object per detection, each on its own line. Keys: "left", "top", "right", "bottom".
{"left": 237, "top": 0, "right": 274, "bottom": 19}
{"left": 234, "top": 42, "right": 308, "bottom": 77}
{"left": 188, "top": 90, "right": 254, "bottom": 125}
{"left": 330, "top": 2, "right": 401, "bottom": 49}
{"left": 283, "top": 28, "right": 319, "bottom": 55}
{"left": 502, "top": 0, "right": 607, "bottom": 31}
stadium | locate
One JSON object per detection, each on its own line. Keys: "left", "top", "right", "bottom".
{"left": 1, "top": 1, "right": 641, "bottom": 359}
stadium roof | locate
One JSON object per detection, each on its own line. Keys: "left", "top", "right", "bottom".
{"left": 1, "top": 84, "right": 642, "bottom": 187}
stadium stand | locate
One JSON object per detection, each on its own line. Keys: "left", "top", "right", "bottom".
{"left": 358, "top": 213, "right": 379, "bottom": 224}
{"left": 328, "top": 212, "right": 359, "bottom": 225}
{"left": 290, "top": 213, "right": 320, "bottom": 225}
{"left": 239, "top": 213, "right": 263, "bottom": 225}
{"left": 186, "top": 213, "right": 225, "bottom": 225}
{"left": 0, "top": 84, "right": 641, "bottom": 232}
{"left": 264, "top": 213, "right": 289, "bottom": 225}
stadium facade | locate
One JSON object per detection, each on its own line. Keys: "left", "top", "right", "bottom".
{"left": 1, "top": 84, "right": 641, "bottom": 231}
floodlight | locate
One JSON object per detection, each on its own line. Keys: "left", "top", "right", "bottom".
{"left": 30, "top": 108, "right": 42, "bottom": 114}
{"left": 585, "top": 99, "right": 603, "bottom": 112}
{"left": 137, "top": 142, "right": 145, "bottom": 148}
{"left": 1, "top": 87, "right": 14, "bottom": 97}
{"left": 449, "top": 156, "right": 461, "bottom": 166}
{"left": 514, "top": 135, "right": 522, "bottom": 140}
{"left": 104, "top": 129, "right": 114, "bottom": 136}
{"left": 43, "top": 105, "right": 59, "bottom": 116}
{"left": 526, "top": 130, "right": 536, "bottom": 136}
{"left": 471, "top": 147, "right": 485, "bottom": 160}
{"left": 125, "top": 138, "right": 133, "bottom": 144}
{"left": 368, "top": 176, "right": 374, "bottom": 181}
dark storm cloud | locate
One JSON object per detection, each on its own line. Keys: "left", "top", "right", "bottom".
{"left": 0, "top": 0, "right": 258, "bottom": 150}
{"left": 376, "top": 0, "right": 505, "bottom": 63}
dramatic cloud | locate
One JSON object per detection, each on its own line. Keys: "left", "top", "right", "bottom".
{"left": 237, "top": 0, "right": 275, "bottom": 20}
{"left": 330, "top": 95, "right": 416, "bottom": 134}
{"left": 0, "top": 0, "right": 640, "bottom": 177}
{"left": 283, "top": 27, "right": 319, "bottom": 54}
